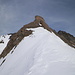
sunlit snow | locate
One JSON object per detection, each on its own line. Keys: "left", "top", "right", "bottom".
{"left": 0, "top": 27, "right": 75, "bottom": 75}
{"left": 0, "top": 35, "right": 11, "bottom": 54}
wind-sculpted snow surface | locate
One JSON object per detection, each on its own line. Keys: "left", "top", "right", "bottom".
{"left": 0, "top": 27, "right": 75, "bottom": 75}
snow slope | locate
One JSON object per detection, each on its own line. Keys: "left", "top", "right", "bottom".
{"left": 0, "top": 27, "right": 75, "bottom": 75}
{"left": 0, "top": 35, "right": 11, "bottom": 54}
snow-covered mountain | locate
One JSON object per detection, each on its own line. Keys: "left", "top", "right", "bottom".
{"left": 0, "top": 35, "right": 11, "bottom": 54}
{"left": 0, "top": 16, "right": 75, "bottom": 75}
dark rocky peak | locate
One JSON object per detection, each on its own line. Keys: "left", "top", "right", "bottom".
{"left": 34, "top": 16, "right": 53, "bottom": 32}
{"left": 58, "top": 30, "right": 75, "bottom": 48}
{"left": 58, "top": 31, "right": 75, "bottom": 40}
{"left": 35, "top": 15, "right": 45, "bottom": 22}
{"left": 0, "top": 16, "right": 53, "bottom": 58}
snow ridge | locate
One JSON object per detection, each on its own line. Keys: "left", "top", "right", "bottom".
{"left": 0, "top": 16, "right": 75, "bottom": 75}
{"left": 0, "top": 27, "right": 75, "bottom": 75}
{"left": 0, "top": 16, "right": 52, "bottom": 58}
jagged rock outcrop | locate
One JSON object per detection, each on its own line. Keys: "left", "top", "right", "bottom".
{"left": 0, "top": 16, "right": 52, "bottom": 58}
{"left": 58, "top": 31, "right": 75, "bottom": 48}
{"left": 0, "top": 16, "right": 75, "bottom": 59}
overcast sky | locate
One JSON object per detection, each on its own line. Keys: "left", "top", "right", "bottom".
{"left": 0, "top": 0, "right": 75, "bottom": 36}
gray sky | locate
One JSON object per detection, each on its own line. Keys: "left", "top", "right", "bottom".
{"left": 0, "top": 0, "right": 75, "bottom": 36}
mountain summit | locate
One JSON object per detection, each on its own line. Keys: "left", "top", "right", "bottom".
{"left": 0, "top": 16, "right": 75, "bottom": 75}
{"left": 0, "top": 16, "right": 53, "bottom": 58}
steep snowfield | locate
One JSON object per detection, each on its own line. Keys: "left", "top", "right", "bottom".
{"left": 0, "top": 27, "right": 75, "bottom": 75}
{"left": 0, "top": 35, "right": 11, "bottom": 54}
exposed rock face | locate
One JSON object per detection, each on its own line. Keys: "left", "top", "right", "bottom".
{"left": 35, "top": 16, "right": 45, "bottom": 22}
{"left": 0, "top": 16, "right": 52, "bottom": 58}
{"left": 58, "top": 31, "right": 75, "bottom": 48}
{"left": 0, "top": 40, "right": 4, "bottom": 43}
{"left": 0, "top": 16, "right": 75, "bottom": 58}
{"left": 35, "top": 16, "right": 53, "bottom": 32}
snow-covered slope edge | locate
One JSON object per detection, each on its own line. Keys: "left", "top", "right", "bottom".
{"left": 0, "top": 16, "right": 53, "bottom": 59}
{"left": 0, "top": 27, "right": 75, "bottom": 75}
{"left": 0, "top": 35, "right": 11, "bottom": 54}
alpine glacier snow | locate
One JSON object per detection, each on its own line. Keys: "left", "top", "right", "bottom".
{"left": 0, "top": 27, "right": 75, "bottom": 75}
